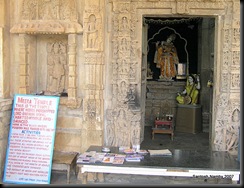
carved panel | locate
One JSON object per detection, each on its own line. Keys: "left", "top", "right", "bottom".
{"left": 176, "top": 1, "right": 186, "bottom": 14}
{"left": 11, "top": 0, "right": 82, "bottom": 34}
{"left": 220, "top": 72, "right": 229, "bottom": 92}
{"left": 83, "top": 12, "right": 103, "bottom": 51}
{"left": 223, "top": 28, "right": 231, "bottom": 51}
{"left": 231, "top": 50, "right": 240, "bottom": 68}
{"left": 214, "top": 99, "right": 240, "bottom": 154}
{"left": 46, "top": 41, "right": 68, "bottom": 95}
{"left": 230, "top": 71, "right": 240, "bottom": 91}
{"left": 222, "top": 51, "right": 230, "bottom": 70}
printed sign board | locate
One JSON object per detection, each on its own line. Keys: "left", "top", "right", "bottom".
{"left": 3, "top": 94, "right": 60, "bottom": 184}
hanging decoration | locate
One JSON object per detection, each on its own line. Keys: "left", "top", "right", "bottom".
{"left": 144, "top": 17, "right": 201, "bottom": 25}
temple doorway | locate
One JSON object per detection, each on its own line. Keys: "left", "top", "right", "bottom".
{"left": 142, "top": 16, "right": 215, "bottom": 147}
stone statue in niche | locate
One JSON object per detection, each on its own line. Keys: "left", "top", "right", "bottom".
{"left": 154, "top": 33, "right": 179, "bottom": 81}
{"left": 87, "top": 14, "right": 98, "bottom": 48}
{"left": 46, "top": 42, "right": 67, "bottom": 94}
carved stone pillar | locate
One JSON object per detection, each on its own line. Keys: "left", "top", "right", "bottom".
{"left": 67, "top": 34, "right": 77, "bottom": 99}
{"left": 18, "top": 34, "right": 30, "bottom": 94}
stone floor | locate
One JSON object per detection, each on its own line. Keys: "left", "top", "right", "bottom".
{"left": 48, "top": 127, "right": 239, "bottom": 186}
{"left": 50, "top": 170, "right": 234, "bottom": 186}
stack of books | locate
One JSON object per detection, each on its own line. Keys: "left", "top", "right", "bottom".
{"left": 77, "top": 151, "right": 127, "bottom": 164}
{"left": 125, "top": 154, "right": 144, "bottom": 162}
{"left": 148, "top": 149, "right": 172, "bottom": 156}
{"left": 136, "top": 149, "right": 148, "bottom": 155}
{"left": 76, "top": 151, "right": 106, "bottom": 163}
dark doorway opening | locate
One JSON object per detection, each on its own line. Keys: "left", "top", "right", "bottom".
{"left": 143, "top": 16, "right": 215, "bottom": 149}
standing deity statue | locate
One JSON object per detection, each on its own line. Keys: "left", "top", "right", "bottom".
{"left": 154, "top": 34, "right": 179, "bottom": 81}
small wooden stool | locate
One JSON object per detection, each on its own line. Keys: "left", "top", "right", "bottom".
{"left": 52, "top": 151, "right": 78, "bottom": 184}
{"left": 152, "top": 119, "right": 174, "bottom": 140}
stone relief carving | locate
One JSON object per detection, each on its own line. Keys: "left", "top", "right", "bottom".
{"left": 223, "top": 102, "right": 240, "bottom": 154}
{"left": 105, "top": 107, "right": 140, "bottom": 147}
{"left": 116, "top": 109, "right": 130, "bottom": 146}
{"left": 232, "top": 51, "right": 240, "bottom": 67}
{"left": 223, "top": 29, "right": 230, "bottom": 51}
{"left": 11, "top": 0, "right": 82, "bottom": 34}
{"left": 21, "top": 0, "right": 77, "bottom": 20}
{"left": 83, "top": 98, "right": 102, "bottom": 130}
{"left": 221, "top": 73, "right": 228, "bottom": 92}
{"left": 124, "top": 84, "right": 137, "bottom": 105}
{"left": 119, "top": 37, "right": 130, "bottom": 56}
{"left": 223, "top": 51, "right": 230, "bottom": 70}
{"left": 46, "top": 41, "right": 68, "bottom": 95}
{"left": 129, "top": 62, "right": 136, "bottom": 80}
{"left": 226, "top": 108, "right": 239, "bottom": 152}
{"left": 87, "top": 14, "right": 98, "bottom": 48}
{"left": 112, "top": 41, "right": 119, "bottom": 58}
{"left": 230, "top": 72, "right": 240, "bottom": 90}
{"left": 176, "top": 1, "right": 187, "bottom": 14}
{"left": 131, "top": 121, "right": 141, "bottom": 146}
{"left": 213, "top": 94, "right": 240, "bottom": 154}
{"left": 117, "top": 80, "right": 128, "bottom": 103}
{"left": 232, "top": 28, "right": 240, "bottom": 46}
{"left": 130, "top": 40, "right": 138, "bottom": 59}
{"left": 119, "top": 15, "right": 131, "bottom": 36}
{"left": 216, "top": 93, "right": 228, "bottom": 108}
{"left": 83, "top": 12, "right": 102, "bottom": 51}
{"left": 117, "top": 59, "right": 130, "bottom": 78}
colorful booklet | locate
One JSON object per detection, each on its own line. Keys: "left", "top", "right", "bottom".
{"left": 113, "top": 156, "right": 125, "bottom": 164}
{"left": 125, "top": 154, "right": 144, "bottom": 162}
{"left": 123, "top": 148, "right": 136, "bottom": 154}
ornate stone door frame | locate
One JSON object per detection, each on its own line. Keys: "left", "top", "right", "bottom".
{"left": 135, "top": 1, "right": 240, "bottom": 153}
{"left": 105, "top": 0, "right": 240, "bottom": 153}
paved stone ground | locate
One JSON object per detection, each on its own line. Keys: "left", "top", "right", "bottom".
{"left": 48, "top": 127, "right": 238, "bottom": 186}
{"left": 50, "top": 171, "right": 234, "bottom": 186}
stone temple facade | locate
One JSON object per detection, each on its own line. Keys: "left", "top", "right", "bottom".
{"left": 0, "top": 0, "right": 240, "bottom": 179}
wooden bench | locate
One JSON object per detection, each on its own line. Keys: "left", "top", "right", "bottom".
{"left": 52, "top": 151, "right": 78, "bottom": 184}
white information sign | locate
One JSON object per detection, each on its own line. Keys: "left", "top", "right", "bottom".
{"left": 3, "top": 94, "right": 60, "bottom": 184}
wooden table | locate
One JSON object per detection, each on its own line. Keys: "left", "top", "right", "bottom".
{"left": 77, "top": 146, "right": 240, "bottom": 184}
{"left": 152, "top": 119, "right": 174, "bottom": 140}
{"left": 52, "top": 151, "right": 78, "bottom": 184}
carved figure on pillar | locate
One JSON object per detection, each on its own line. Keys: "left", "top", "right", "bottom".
{"left": 87, "top": 14, "right": 98, "bottom": 48}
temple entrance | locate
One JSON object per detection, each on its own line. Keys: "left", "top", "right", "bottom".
{"left": 142, "top": 16, "right": 215, "bottom": 147}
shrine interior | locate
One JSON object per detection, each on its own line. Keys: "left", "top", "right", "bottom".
{"left": 143, "top": 16, "right": 215, "bottom": 148}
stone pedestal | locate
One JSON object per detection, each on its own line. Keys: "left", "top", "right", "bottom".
{"left": 175, "top": 104, "right": 202, "bottom": 134}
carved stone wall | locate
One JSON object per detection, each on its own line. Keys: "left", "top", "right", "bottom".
{"left": 0, "top": 0, "right": 240, "bottom": 160}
